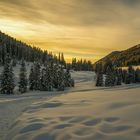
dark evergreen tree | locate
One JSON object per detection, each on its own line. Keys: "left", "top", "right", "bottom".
{"left": 64, "top": 69, "right": 72, "bottom": 87}
{"left": 124, "top": 72, "right": 131, "bottom": 84}
{"left": 40, "top": 64, "right": 53, "bottom": 91}
{"left": 128, "top": 66, "right": 135, "bottom": 83}
{"left": 1, "top": 55, "right": 15, "bottom": 94}
{"left": 33, "top": 62, "right": 41, "bottom": 90}
{"left": 19, "top": 60, "right": 27, "bottom": 93}
{"left": 122, "top": 69, "right": 127, "bottom": 83}
{"left": 124, "top": 66, "right": 135, "bottom": 84}
{"left": 96, "top": 63, "right": 103, "bottom": 87}
{"left": 105, "top": 66, "right": 115, "bottom": 87}
{"left": 47, "top": 64, "right": 54, "bottom": 91}
{"left": 96, "top": 72, "right": 104, "bottom": 87}
{"left": 57, "top": 66, "right": 65, "bottom": 91}
{"left": 61, "top": 53, "right": 66, "bottom": 67}
{"left": 135, "top": 68, "right": 140, "bottom": 82}
{"left": 29, "top": 66, "right": 35, "bottom": 90}
{"left": 40, "top": 68, "right": 48, "bottom": 91}
{"left": 116, "top": 68, "right": 122, "bottom": 85}
{"left": 96, "top": 72, "right": 103, "bottom": 87}
{"left": 52, "top": 64, "right": 59, "bottom": 89}
{"left": 12, "top": 56, "right": 17, "bottom": 67}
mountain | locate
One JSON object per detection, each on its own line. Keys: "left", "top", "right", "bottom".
{"left": 94, "top": 44, "right": 140, "bottom": 68}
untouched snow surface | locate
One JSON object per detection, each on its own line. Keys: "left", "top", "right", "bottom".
{"left": 0, "top": 71, "right": 140, "bottom": 140}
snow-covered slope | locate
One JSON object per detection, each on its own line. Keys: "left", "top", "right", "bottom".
{"left": 0, "top": 71, "right": 140, "bottom": 140}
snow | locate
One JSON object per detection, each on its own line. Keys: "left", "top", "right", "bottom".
{"left": 0, "top": 69, "right": 140, "bottom": 140}
{"left": 121, "top": 65, "right": 140, "bottom": 70}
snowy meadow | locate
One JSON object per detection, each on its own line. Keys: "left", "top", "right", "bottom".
{"left": 0, "top": 69, "right": 140, "bottom": 140}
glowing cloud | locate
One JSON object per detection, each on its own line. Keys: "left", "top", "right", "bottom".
{"left": 0, "top": 0, "right": 140, "bottom": 62}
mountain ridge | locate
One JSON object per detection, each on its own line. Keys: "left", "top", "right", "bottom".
{"left": 94, "top": 44, "right": 140, "bottom": 67}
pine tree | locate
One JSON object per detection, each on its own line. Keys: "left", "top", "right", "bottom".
{"left": 1, "top": 55, "right": 15, "bottom": 94}
{"left": 64, "top": 69, "right": 72, "bottom": 87}
{"left": 105, "top": 66, "right": 115, "bottom": 87}
{"left": 96, "top": 72, "right": 103, "bottom": 86}
{"left": 40, "top": 64, "right": 53, "bottom": 91}
{"left": 135, "top": 68, "right": 140, "bottom": 83}
{"left": 96, "top": 63, "right": 103, "bottom": 86}
{"left": 40, "top": 68, "right": 48, "bottom": 91}
{"left": 124, "top": 66, "right": 135, "bottom": 84}
{"left": 57, "top": 66, "right": 65, "bottom": 91}
{"left": 52, "top": 64, "right": 59, "bottom": 89}
{"left": 12, "top": 56, "right": 17, "bottom": 67}
{"left": 116, "top": 68, "right": 122, "bottom": 85}
{"left": 29, "top": 62, "right": 41, "bottom": 90}
{"left": 61, "top": 53, "right": 66, "bottom": 67}
{"left": 29, "top": 66, "right": 35, "bottom": 90}
{"left": 122, "top": 69, "right": 127, "bottom": 83}
{"left": 33, "top": 62, "right": 41, "bottom": 90}
{"left": 19, "top": 60, "right": 27, "bottom": 93}
{"left": 47, "top": 64, "right": 54, "bottom": 91}
{"left": 124, "top": 72, "right": 131, "bottom": 84}
{"left": 128, "top": 66, "right": 135, "bottom": 83}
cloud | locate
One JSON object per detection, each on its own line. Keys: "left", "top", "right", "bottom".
{"left": 0, "top": 0, "right": 140, "bottom": 62}
{"left": 0, "top": 0, "right": 140, "bottom": 26}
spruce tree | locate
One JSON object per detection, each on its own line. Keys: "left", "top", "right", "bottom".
{"left": 40, "top": 64, "right": 53, "bottom": 91}
{"left": 116, "top": 68, "right": 122, "bottom": 85}
{"left": 105, "top": 66, "right": 115, "bottom": 87}
{"left": 125, "top": 66, "right": 135, "bottom": 84}
{"left": 135, "top": 68, "right": 140, "bottom": 83}
{"left": 122, "top": 69, "right": 127, "bottom": 83}
{"left": 19, "top": 60, "right": 27, "bottom": 93}
{"left": 29, "top": 66, "right": 35, "bottom": 90}
{"left": 64, "top": 69, "right": 72, "bottom": 87}
{"left": 57, "top": 66, "right": 65, "bottom": 91}
{"left": 124, "top": 72, "right": 131, "bottom": 84}
{"left": 40, "top": 68, "right": 48, "bottom": 91}
{"left": 52, "top": 64, "right": 59, "bottom": 89}
{"left": 96, "top": 72, "right": 103, "bottom": 86}
{"left": 33, "top": 62, "right": 41, "bottom": 90}
{"left": 1, "top": 55, "right": 15, "bottom": 94}
{"left": 47, "top": 64, "right": 54, "bottom": 91}
{"left": 12, "top": 56, "right": 17, "bottom": 67}
{"left": 96, "top": 63, "right": 103, "bottom": 87}
{"left": 128, "top": 66, "right": 135, "bottom": 83}
{"left": 29, "top": 62, "right": 41, "bottom": 90}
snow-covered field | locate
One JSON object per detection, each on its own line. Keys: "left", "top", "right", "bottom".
{"left": 0, "top": 70, "right": 140, "bottom": 140}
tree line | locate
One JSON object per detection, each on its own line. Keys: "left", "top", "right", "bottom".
{"left": 67, "top": 58, "right": 93, "bottom": 71}
{"left": 0, "top": 55, "right": 74, "bottom": 94}
{"left": 96, "top": 60, "right": 140, "bottom": 87}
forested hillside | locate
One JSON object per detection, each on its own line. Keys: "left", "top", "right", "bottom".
{"left": 94, "top": 44, "right": 140, "bottom": 71}
{"left": 0, "top": 31, "right": 74, "bottom": 94}
{"left": 0, "top": 31, "right": 65, "bottom": 65}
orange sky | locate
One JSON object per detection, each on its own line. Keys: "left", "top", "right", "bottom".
{"left": 0, "top": 0, "right": 140, "bottom": 62}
